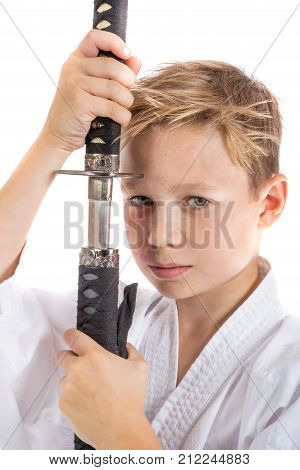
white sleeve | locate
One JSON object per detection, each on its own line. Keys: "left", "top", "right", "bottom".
{"left": 0, "top": 274, "right": 77, "bottom": 370}
{"left": 0, "top": 276, "right": 76, "bottom": 449}
{"left": 249, "top": 392, "right": 300, "bottom": 450}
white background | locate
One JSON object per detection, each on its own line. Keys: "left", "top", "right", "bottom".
{"left": 0, "top": 0, "right": 299, "bottom": 315}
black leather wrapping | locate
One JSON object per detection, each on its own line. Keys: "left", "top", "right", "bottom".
{"left": 85, "top": 0, "right": 129, "bottom": 156}
{"left": 77, "top": 265, "right": 120, "bottom": 355}
{"left": 75, "top": 265, "right": 138, "bottom": 450}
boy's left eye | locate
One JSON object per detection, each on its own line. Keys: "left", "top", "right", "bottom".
{"left": 183, "top": 196, "right": 210, "bottom": 208}
{"left": 126, "top": 195, "right": 210, "bottom": 209}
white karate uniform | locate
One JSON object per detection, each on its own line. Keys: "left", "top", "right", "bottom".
{"left": 0, "top": 255, "right": 299, "bottom": 450}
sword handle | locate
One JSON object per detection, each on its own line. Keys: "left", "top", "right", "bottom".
{"left": 86, "top": 0, "right": 129, "bottom": 157}
{"left": 74, "top": 1, "right": 130, "bottom": 451}
{"left": 75, "top": 249, "right": 138, "bottom": 451}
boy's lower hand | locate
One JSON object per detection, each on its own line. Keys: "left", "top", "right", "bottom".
{"left": 41, "top": 29, "right": 142, "bottom": 155}
{"left": 57, "top": 328, "right": 163, "bottom": 450}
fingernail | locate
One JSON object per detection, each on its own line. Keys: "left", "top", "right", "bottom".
{"left": 123, "top": 45, "right": 131, "bottom": 57}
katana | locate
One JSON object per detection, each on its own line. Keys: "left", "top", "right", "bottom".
{"left": 57, "top": 0, "right": 143, "bottom": 450}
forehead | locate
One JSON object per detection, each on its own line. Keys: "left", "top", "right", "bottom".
{"left": 120, "top": 124, "right": 245, "bottom": 191}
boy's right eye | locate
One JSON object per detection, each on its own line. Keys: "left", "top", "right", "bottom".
{"left": 127, "top": 196, "right": 153, "bottom": 207}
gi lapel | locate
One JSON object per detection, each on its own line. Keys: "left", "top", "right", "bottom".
{"left": 146, "top": 258, "right": 287, "bottom": 449}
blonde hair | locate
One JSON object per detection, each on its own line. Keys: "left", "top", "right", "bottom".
{"left": 120, "top": 60, "right": 282, "bottom": 200}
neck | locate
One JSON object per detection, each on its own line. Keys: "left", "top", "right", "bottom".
{"left": 176, "top": 255, "right": 261, "bottom": 341}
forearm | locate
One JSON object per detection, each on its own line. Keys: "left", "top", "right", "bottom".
{"left": 0, "top": 130, "right": 71, "bottom": 282}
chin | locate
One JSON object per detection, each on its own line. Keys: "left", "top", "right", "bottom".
{"left": 151, "top": 283, "right": 181, "bottom": 299}
{"left": 155, "top": 283, "right": 197, "bottom": 300}
{"left": 144, "top": 272, "right": 192, "bottom": 299}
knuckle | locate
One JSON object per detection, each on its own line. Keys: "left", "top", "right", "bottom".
{"left": 121, "top": 68, "right": 136, "bottom": 88}
{"left": 123, "top": 110, "right": 132, "bottom": 126}
{"left": 110, "top": 82, "right": 133, "bottom": 107}
{"left": 86, "top": 29, "right": 97, "bottom": 41}
{"left": 108, "top": 80, "right": 122, "bottom": 99}
{"left": 128, "top": 91, "right": 135, "bottom": 107}
{"left": 98, "top": 57, "right": 113, "bottom": 77}
{"left": 126, "top": 68, "right": 137, "bottom": 87}
{"left": 105, "top": 99, "right": 132, "bottom": 126}
{"left": 111, "top": 35, "right": 122, "bottom": 50}
{"left": 108, "top": 100, "right": 120, "bottom": 121}
{"left": 101, "top": 56, "right": 115, "bottom": 69}
{"left": 101, "top": 58, "right": 135, "bottom": 88}
{"left": 89, "top": 349, "right": 102, "bottom": 364}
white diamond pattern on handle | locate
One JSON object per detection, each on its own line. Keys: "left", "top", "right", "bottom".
{"left": 83, "top": 288, "right": 99, "bottom": 299}
{"left": 96, "top": 20, "right": 111, "bottom": 30}
{"left": 90, "top": 137, "right": 106, "bottom": 144}
{"left": 84, "top": 306, "right": 97, "bottom": 315}
{"left": 82, "top": 273, "right": 99, "bottom": 281}
{"left": 97, "top": 3, "right": 112, "bottom": 14}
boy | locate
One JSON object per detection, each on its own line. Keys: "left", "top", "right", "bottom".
{"left": 0, "top": 29, "right": 299, "bottom": 450}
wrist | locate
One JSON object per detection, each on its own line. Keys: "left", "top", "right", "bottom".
{"left": 33, "top": 130, "right": 72, "bottom": 172}
{"left": 95, "top": 415, "right": 164, "bottom": 450}
{"left": 134, "top": 415, "right": 164, "bottom": 450}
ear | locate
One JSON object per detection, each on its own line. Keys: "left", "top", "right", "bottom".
{"left": 258, "top": 173, "right": 288, "bottom": 228}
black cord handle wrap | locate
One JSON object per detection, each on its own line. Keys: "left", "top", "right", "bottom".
{"left": 85, "top": 0, "right": 129, "bottom": 156}
{"left": 73, "top": 1, "right": 134, "bottom": 451}
{"left": 75, "top": 267, "right": 137, "bottom": 450}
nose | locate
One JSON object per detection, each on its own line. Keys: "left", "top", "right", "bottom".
{"left": 147, "top": 202, "right": 184, "bottom": 248}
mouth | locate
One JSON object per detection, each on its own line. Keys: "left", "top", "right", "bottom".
{"left": 148, "top": 264, "right": 192, "bottom": 280}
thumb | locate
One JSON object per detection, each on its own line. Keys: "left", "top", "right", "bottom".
{"left": 63, "top": 328, "right": 106, "bottom": 357}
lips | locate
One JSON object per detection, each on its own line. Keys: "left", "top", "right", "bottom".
{"left": 148, "top": 264, "right": 192, "bottom": 279}
{"left": 150, "top": 263, "right": 187, "bottom": 268}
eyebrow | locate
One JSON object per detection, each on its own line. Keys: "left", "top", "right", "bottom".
{"left": 122, "top": 179, "right": 218, "bottom": 192}
{"left": 122, "top": 180, "right": 218, "bottom": 191}
{"left": 173, "top": 182, "right": 218, "bottom": 191}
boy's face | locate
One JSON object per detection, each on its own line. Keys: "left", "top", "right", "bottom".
{"left": 120, "top": 124, "right": 262, "bottom": 299}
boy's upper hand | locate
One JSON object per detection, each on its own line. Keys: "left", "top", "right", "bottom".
{"left": 41, "top": 29, "right": 142, "bottom": 154}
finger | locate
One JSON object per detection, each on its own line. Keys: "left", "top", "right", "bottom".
{"left": 63, "top": 328, "right": 107, "bottom": 357}
{"left": 56, "top": 349, "right": 77, "bottom": 370}
{"left": 73, "top": 29, "right": 131, "bottom": 60}
{"left": 126, "top": 342, "right": 143, "bottom": 361}
{"left": 84, "top": 92, "right": 132, "bottom": 126}
{"left": 125, "top": 56, "right": 142, "bottom": 76}
{"left": 78, "top": 56, "right": 137, "bottom": 89}
{"left": 80, "top": 76, "right": 134, "bottom": 109}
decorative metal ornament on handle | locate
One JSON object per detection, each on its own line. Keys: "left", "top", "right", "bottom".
{"left": 57, "top": 0, "right": 143, "bottom": 450}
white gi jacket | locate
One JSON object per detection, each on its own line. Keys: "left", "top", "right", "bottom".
{"left": 0, "top": 255, "right": 299, "bottom": 450}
